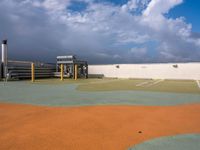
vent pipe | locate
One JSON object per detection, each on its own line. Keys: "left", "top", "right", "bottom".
{"left": 1, "top": 40, "right": 8, "bottom": 78}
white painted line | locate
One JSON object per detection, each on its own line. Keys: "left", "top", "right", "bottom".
{"left": 145, "top": 79, "right": 164, "bottom": 87}
{"left": 136, "top": 81, "right": 152, "bottom": 87}
{"left": 196, "top": 80, "right": 200, "bottom": 89}
{"left": 152, "top": 79, "right": 164, "bottom": 85}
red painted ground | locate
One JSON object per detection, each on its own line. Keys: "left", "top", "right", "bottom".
{"left": 0, "top": 103, "right": 200, "bottom": 150}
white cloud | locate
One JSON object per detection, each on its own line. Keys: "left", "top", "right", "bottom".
{"left": 121, "top": 0, "right": 137, "bottom": 12}
{"left": 34, "top": 0, "right": 70, "bottom": 12}
{"left": 121, "top": 0, "right": 150, "bottom": 12}
{"left": 143, "top": 0, "right": 183, "bottom": 17}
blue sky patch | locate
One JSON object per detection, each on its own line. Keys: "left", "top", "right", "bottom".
{"left": 67, "top": 1, "right": 88, "bottom": 12}
{"left": 168, "top": 0, "right": 200, "bottom": 32}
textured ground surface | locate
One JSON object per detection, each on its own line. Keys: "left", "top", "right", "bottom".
{"left": 129, "top": 134, "right": 200, "bottom": 150}
{"left": 0, "top": 79, "right": 200, "bottom": 150}
{"left": 0, "top": 80, "right": 200, "bottom": 106}
{"left": 0, "top": 103, "right": 200, "bottom": 150}
{"left": 77, "top": 79, "right": 200, "bottom": 93}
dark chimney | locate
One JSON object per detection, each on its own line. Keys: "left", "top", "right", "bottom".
{"left": 2, "top": 40, "right": 7, "bottom": 45}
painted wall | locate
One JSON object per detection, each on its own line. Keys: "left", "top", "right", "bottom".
{"left": 88, "top": 63, "right": 200, "bottom": 80}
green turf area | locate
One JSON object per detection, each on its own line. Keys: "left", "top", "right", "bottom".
{"left": 77, "top": 79, "right": 200, "bottom": 94}
{"left": 128, "top": 134, "right": 200, "bottom": 150}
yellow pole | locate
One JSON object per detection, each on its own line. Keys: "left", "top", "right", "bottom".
{"left": 75, "top": 64, "right": 77, "bottom": 80}
{"left": 61, "top": 64, "right": 64, "bottom": 81}
{"left": 31, "top": 63, "right": 35, "bottom": 82}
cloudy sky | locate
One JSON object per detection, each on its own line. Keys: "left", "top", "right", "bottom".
{"left": 0, "top": 0, "right": 200, "bottom": 64}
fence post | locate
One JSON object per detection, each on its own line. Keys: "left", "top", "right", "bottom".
{"left": 61, "top": 64, "right": 64, "bottom": 81}
{"left": 31, "top": 63, "right": 35, "bottom": 82}
{"left": 75, "top": 64, "right": 77, "bottom": 80}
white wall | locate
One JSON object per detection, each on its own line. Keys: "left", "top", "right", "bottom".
{"left": 88, "top": 63, "right": 200, "bottom": 80}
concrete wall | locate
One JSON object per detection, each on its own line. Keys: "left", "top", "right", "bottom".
{"left": 88, "top": 63, "right": 200, "bottom": 80}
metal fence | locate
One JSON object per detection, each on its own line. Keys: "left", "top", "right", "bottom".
{"left": 7, "top": 60, "right": 56, "bottom": 79}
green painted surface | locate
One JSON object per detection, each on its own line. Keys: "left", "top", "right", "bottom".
{"left": 77, "top": 79, "right": 200, "bottom": 94}
{"left": 0, "top": 81, "right": 200, "bottom": 106}
{"left": 128, "top": 134, "right": 200, "bottom": 150}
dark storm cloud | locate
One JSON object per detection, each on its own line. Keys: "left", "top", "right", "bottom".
{"left": 0, "top": 1, "right": 65, "bottom": 62}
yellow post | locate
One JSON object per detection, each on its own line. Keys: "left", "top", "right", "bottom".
{"left": 61, "top": 64, "right": 64, "bottom": 81}
{"left": 31, "top": 63, "right": 35, "bottom": 82}
{"left": 74, "top": 64, "right": 78, "bottom": 80}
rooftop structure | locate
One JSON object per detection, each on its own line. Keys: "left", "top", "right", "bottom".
{"left": 56, "top": 55, "right": 88, "bottom": 79}
{"left": 56, "top": 55, "right": 87, "bottom": 65}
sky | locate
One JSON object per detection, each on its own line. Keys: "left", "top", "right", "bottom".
{"left": 0, "top": 0, "right": 200, "bottom": 64}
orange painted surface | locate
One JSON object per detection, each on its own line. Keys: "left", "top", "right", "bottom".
{"left": 0, "top": 103, "right": 200, "bottom": 150}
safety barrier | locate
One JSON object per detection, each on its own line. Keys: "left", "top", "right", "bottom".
{"left": 7, "top": 60, "right": 56, "bottom": 80}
